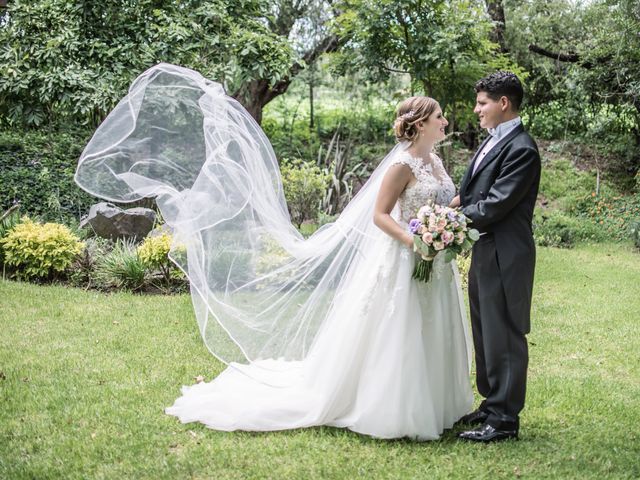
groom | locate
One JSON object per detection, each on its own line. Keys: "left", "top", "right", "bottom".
{"left": 455, "top": 72, "right": 541, "bottom": 442}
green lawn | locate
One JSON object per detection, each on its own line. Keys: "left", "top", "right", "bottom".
{"left": 1, "top": 244, "right": 639, "bottom": 479}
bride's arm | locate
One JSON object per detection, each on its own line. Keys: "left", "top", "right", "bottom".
{"left": 373, "top": 164, "right": 414, "bottom": 248}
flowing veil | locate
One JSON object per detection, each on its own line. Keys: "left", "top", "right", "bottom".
{"left": 75, "top": 63, "right": 408, "bottom": 367}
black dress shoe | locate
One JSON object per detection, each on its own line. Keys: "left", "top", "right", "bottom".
{"left": 455, "top": 409, "right": 489, "bottom": 426}
{"left": 457, "top": 423, "right": 518, "bottom": 443}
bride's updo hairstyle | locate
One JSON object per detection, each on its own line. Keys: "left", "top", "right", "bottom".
{"left": 393, "top": 96, "right": 438, "bottom": 143}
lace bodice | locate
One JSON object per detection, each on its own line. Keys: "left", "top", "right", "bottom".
{"left": 390, "top": 151, "right": 456, "bottom": 224}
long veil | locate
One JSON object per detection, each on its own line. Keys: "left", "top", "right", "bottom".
{"left": 75, "top": 63, "right": 407, "bottom": 365}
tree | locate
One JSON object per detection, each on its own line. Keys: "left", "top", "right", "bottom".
{"left": 484, "top": 0, "right": 507, "bottom": 52}
{"left": 0, "top": 0, "right": 295, "bottom": 127}
{"left": 504, "top": 0, "right": 589, "bottom": 113}
{"left": 523, "top": 0, "right": 640, "bottom": 171}
{"left": 231, "top": 0, "right": 345, "bottom": 123}
{"left": 334, "top": 0, "right": 516, "bottom": 151}
{"left": 0, "top": 0, "right": 344, "bottom": 127}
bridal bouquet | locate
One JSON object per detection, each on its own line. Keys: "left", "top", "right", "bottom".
{"left": 408, "top": 201, "right": 480, "bottom": 282}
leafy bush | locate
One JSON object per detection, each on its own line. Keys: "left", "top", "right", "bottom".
{"left": 137, "top": 233, "right": 172, "bottom": 269}
{"left": 280, "top": 159, "right": 329, "bottom": 228}
{"left": 524, "top": 100, "right": 588, "bottom": 141}
{"left": 572, "top": 191, "right": 640, "bottom": 241}
{"left": 533, "top": 210, "right": 602, "bottom": 248}
{"left": 263, "top": 101, "right": 394, "bottom": 163}
{"left": 67, "top": 237, "right": 111, "bottom": 288}
{"left": 94, "top": 239, "right": 147, "bottom": 291}
{"left": 0, "top": 129, "right": 98, "bottom": 223}
{"left": 538, "top": 157, "right": 595, "bottom": 211}
{"left": 456, "top": 253, "right": 471, "bottom": 292}
{"left": 0, "top": 217, "right": 84, "bottom": 279}
{"left": 137, "top": 232, "right": 186, "bottom": 288}
{"left": 0, "top": 205, "right": 22, "bottom": 266}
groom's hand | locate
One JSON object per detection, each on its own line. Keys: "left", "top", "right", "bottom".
{"left": 449, "top": 195, "right": 460, "bottom": 208}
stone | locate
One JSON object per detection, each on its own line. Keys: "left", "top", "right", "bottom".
{"left": 147, "top": 223, "right": 174, "bottom": 238}
{"left": 80, "top": 202, "right": 156, "bottom": 241}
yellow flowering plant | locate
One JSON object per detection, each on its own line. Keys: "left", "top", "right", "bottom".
{"left": 0, "top": 216, "right": 84, "bottom": 279}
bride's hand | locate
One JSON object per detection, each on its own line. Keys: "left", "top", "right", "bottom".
{"left": 449, "top": 195, "right": 460, "bottom": 208}
{"left": 404, "top": 234, "right": 414, "bottom": 249}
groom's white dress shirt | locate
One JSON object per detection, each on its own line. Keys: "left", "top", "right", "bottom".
{"left": 472, "top": 117, "right": 522, "bottom": 175}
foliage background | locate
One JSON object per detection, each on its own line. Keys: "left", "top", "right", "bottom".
{"left": 0, "top": 0, "right": 639, "bottom": 243}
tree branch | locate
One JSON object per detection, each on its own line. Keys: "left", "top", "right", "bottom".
{"left": 0, "top": 204, "right": 20, "bottom": 223}
{"left": 232, "top": 33, "right": 346, "bottom": 122}
{"left": 528, "top": 44, "right": 580, "bottom": 62}
{"left": 380, "top": 64, "right": 410, "bottom": 74}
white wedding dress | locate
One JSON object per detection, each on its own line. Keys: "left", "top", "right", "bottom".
{"left": 165, "top": 151, "right": 473, "bottom": 440}
{"left": 73, "top": 63, "right": 473, "bottom": 441}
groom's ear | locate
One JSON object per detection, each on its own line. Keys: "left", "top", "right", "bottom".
{"left": 499, "top": 96, "right": 511, "bottom": 112}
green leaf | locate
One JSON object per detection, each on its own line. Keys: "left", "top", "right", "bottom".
{"left": 444, "top": 249, "right": 456, "bottom": 263}
{"left": 468, "top": 229, "right": 480, "bottom": 241}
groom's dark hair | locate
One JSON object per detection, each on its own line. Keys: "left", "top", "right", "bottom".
{"left": 475, "top": 71, "right": 524, "bottom": 111}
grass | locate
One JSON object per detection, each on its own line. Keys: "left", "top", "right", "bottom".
{"left": 1, "top": 243, "right": 639, "bottom": 479}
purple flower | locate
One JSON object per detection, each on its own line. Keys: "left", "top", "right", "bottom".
{"left": 409, "top": 219, "right": 422, "bottom": 234}
{"left": 447, "top": 211, "right": 457, "bottom": 222}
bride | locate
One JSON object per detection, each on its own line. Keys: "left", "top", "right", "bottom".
{"left": 75, "top": 63, "right": 473, "bottom": 440}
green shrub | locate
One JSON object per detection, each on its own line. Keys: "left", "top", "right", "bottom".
{"left": 280, "top": 159, "right": 329, "bottom": 228}
{"left": 533, "top": 210, "right": 602, "bottom": 248}
{"left": 524, "top": 101, "right": 587, "bottom": 141}
{"left": 0, "top": 205, "right": 22, "bottom": 265}
{"left": 0, "top": 217, "right": 84, "bottom": 279}
{"left": 94, "top": 239, "right": 147, "bottom": 291}
{"left": 572, "top": 191, "right": 640, "bottom": 241}
{"left": 450, "top": 163, "right": 468, "bottom": 187}
{"left": 539, "top": 157, "right": 595, "bottom": 211}
{"left": 456, "top": 253, "right": 471, "bottom": 292}
{"left": 263, "top": 101, "right": 394, "bottom": 163}
{"left": 137, "top": 233, "right": 172, "bottom": 269}
{"left": 137, "top": 232, "right": 186, "bottom": 288}
{"left": 67, "top": 237, "right": 111, "bottom": 288}
{"left": 0, "top": 128, "right": 98, "bottom": 223}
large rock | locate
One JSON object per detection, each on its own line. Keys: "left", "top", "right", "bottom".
{"left": 80, "top": 202, "right": 156, "bottom": 241}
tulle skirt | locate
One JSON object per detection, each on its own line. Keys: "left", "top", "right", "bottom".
{"left": 166, "top": 234, "right": 473, "bottom": 440}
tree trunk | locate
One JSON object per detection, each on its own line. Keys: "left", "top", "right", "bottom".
{"left": 485, "top": 0, "right": 507, "bottom": 52}
{"left": 309, "top": 81, "right": 315, "bottom": 130}
{"left": 234, "top": 78, "right": 292, "bottom": 125}
{"left": 234, "top": 35, "right": 343, "bottom": 125}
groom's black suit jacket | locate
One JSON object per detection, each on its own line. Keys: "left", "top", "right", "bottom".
{"left": 459, "top": 124, "right": 540, "bottom": 334}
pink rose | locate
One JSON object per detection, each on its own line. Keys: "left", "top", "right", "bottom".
{"left": 422, "top": 232, "right": 434, "bottom": 244}
{"left": 433, "top": 240, "right": 444, "bottom": 251}
{"left": 456, "top": 232, "right": 465, "bottom": 244}
{"left": 418, "top": 206, "right": 432, "bottom": 219}
{"left": 442, "top": 231, "right": 455, "bottom": 245}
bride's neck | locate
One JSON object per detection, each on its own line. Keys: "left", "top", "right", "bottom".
{"left": 407, "top": 140, "right": 434, "bottom": 163}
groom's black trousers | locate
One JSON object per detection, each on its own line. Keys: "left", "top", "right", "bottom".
{"left": 468, "top": 234, "right": 528, "bottom": 431}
